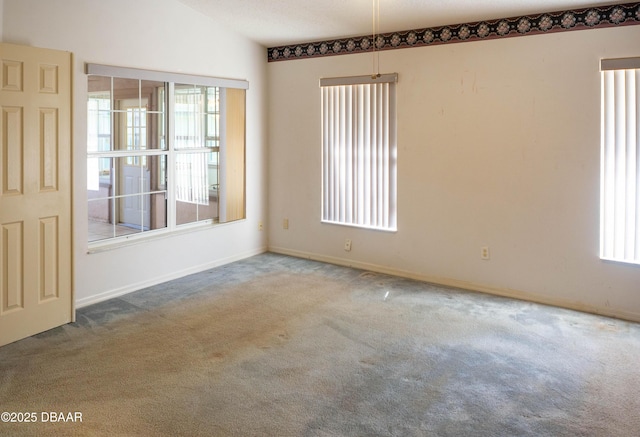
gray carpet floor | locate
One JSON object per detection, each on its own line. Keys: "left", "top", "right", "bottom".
{"left": 1, "top": 253, "right": 639, "bottom": 436}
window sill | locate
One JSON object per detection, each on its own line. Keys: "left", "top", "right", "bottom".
{"left": 600, "top": 256, "right": 640, "bottom": 268}
{"left": 86, "top": 218, "right": 245, "bottom": 254}
{"left": 321, "top": 219, "right": 397, "bottom": 233}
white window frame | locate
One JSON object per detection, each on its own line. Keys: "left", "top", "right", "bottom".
{"left": 320, "top": 73, "right": 398, "bottom": 231}
{"left": 86, "top": 64, "right": 248, "bottom": 249}
{"left": 600, "top": 57, "right": 640, "bottom": 265}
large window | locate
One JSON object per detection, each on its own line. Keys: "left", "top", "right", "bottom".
{"left": 600, "top": 58, "right": 640, "bottom": 264}
{"left": 87, "top": 64, "right": 247, "bottom": 246}
{"left": 320, "top": 74, "right": 398, "bottom": 231}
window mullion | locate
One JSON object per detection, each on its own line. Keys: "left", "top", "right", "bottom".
{"left": 167, "top": 81, "right": 177, "bottom": 230}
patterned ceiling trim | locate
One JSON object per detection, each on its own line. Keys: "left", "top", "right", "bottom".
{"left": 267, "top": 2, "right": 640, "bottom": 62}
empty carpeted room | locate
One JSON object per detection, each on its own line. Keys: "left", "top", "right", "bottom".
{"left": 1, "top": 0, "right": 640, "bottom": 436}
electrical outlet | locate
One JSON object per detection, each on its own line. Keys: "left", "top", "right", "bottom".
{"left": 344, "top": 239, "right": 352, "bottom": 252}
{"left": 481, "top": 246, "right": 490, "bottom": 260}
{"left": 258, "top": 221, "right": 263, "bottom": 231}
{"left": 283, "top": 218, "right": 289, "bottom": 229}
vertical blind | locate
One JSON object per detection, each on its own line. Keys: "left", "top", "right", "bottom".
{"left": 174, "top": 86, "right": 211, "bottom": 205}
{"left": 601, "top": 58, "right": 640, "bottom": 264}
{"left": 176, "top": 153, "right": 209, "bottom": 205}
{"left": 321, "top": 74, "right": 397, "bottom": 231}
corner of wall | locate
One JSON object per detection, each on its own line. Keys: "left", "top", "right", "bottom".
{"left": 0, "top": 0, "right": 4, "bottom": 41}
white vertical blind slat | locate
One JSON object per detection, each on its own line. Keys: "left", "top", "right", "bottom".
{"left": 371, "top": 83, "right": 379, "bottom": 227}
{"left": 602, "top": 71, "right": 615, "bottom": 258}
{"left": 323, "top": 87, "right": 329, "bottom": 221}
{"left": 388, "top": 80, "right": 397, "bottom": 230}
{"left": 614, "top": 70, "right": 626, "bottom": 260}
{"left": 364, "top": 85, "right": 372, "bottom": 227}
{"left": 382, "top": 83, "right": 390, "bottom": 229}
{"left": 348, "top": 85, "right": 353, "bottom": 222}
{"left": 346, "top": 86, "right": 353, "bottom": 224}
{"left": 356, "top": 86, "right": 365, "bottom": 224}
{"left": 626, "top": 70, "right": 637, "bottom": 260}
{"left": 335, "top": 87, "right": 341, "bottom": 222}
{"left": 636, "top": 69, "right": 640, "bottom": 259}
{"left": 326, "top": 87, "right": 333, "bottom": 222}
{"left": 371, "top": 83, "right": 377, "bottom": 227}
{"left": 338, "top": 86, "right": 344, "bottom": 223}
{"left": 322, "top": 87, "right": 329, "bottom": 221}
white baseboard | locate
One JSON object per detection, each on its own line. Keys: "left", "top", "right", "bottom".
{"left": 268, "top": 246, "right": 640, "bottom": 324}
{"left": 75, "top": 246, "right": 268, "bottom": 309}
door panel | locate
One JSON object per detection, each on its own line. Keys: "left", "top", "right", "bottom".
{"left": 1, "top": 221, "right": 23, "bottom": 313}
{"left": 0, "top": 43, "right": 73, "bottom": 347}
{"left": 2, "top": 106, "right": 23, "bottom": 194}
{"left": 119, "top": 164, "right": 151, "bottom": 230}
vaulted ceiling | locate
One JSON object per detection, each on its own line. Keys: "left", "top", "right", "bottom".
{"left": 176, "top": 0, "right": 624, "bottom": 46}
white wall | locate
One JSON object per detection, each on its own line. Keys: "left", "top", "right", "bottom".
{"left": 268, "top": 26, "right": 640, "bottom": 322}
{"left": 3, "top": 0, "right": 268, "bottom": 306}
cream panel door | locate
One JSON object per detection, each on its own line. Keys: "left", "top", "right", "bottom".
{"left": 0, "top": 43, "right": 73, "bottom": 347}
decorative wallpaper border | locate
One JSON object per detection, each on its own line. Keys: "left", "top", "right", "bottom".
{"left": 267, "top": 2, "right": 640, "bottom": 62}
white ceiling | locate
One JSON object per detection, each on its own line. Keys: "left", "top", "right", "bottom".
{"left": 176, "top": 0, "right": 623, "bottom": 47}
